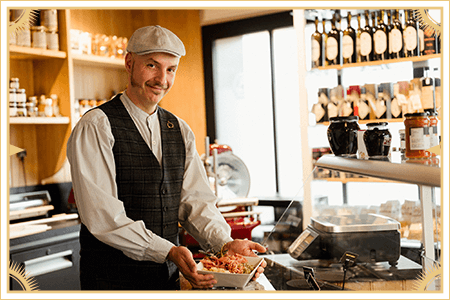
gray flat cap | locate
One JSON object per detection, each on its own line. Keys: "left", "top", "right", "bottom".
{"left": 126, "top": 25, "right": 186, "bottom": 57}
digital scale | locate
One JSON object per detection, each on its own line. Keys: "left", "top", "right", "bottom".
{"left": 288, "top": 214, "right": 401, "bottom": 266}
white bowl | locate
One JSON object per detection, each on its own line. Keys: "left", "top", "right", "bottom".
{"left": 197, "top": 256, "right": 264, "bottom": 288}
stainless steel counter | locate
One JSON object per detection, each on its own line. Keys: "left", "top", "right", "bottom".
{"left": 261, "top": 253, "right": 422, "bottom": 291}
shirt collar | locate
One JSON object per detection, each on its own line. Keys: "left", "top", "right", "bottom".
{"left": 121, "top": 91, "right": 159, "bottom": 123}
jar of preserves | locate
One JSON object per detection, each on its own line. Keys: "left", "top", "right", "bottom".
{"left": 9, "top": 90, "right": 17, "bottom": 117}
{"left": 327, "top": 116, "right": 360, "bottom": 157}
{"left": 17, "top": 102, "right": 27, "bottom": 117}
{"left": 363, "top": 122, "right": 392, "bottom": 158}
{"left": 404, "top": 113, "right": 431, "bottom": 159}
{"left": 26, "top": 102, "right": 37, "bottom": 117}
{"left": 31, "top": 26, "right": 47, "bottom": 49}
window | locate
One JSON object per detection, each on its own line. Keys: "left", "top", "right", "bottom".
{"left": 202, "top": 12, "right": 300, "bottom": 198}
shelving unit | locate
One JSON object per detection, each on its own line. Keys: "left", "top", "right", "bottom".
{"left": 315, "top": 155, "right": 440, "bottom": 277}
{"left": 9, "top": 8, "right": 208, "bottom": 188}
{"left": 312, "top": 53, "right": 441, "bottom": 71}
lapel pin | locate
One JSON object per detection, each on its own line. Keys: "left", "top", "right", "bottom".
{"left": 167, "top": 120, "right": 174, "bottom": 129}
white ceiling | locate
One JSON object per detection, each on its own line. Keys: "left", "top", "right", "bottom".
{"left": 200, "top": 9, "right": 288, "bottom": 26}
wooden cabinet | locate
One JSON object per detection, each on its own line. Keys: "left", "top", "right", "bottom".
{"left": 9, "top": 9, "right": 206, "bottom": 188}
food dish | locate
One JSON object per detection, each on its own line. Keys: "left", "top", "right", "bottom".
{"left": 197, "top": 255, "right": 264, "bottom": 288}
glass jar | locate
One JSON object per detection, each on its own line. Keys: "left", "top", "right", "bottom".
{"left": 38, "top": 95, "right": 47, "bottom": 117}
{"left": 40, "top": 9, "right": 58, "bottom": 31}
{"left": 9, "top": 78, "right": 19, "bottom": 89}
{"left": 399, "top": 129, "right": 406, "bottom": 154}
{"left": 17, "top": 102, "right": 27, "bottom": 117}
{"left": 44, "top": 98, "right": 53, "bottom": 117}
{"left": 404, "top": 113, "right": 431, "bottom": 159}
{"left": 327, "top": 116, "right": 360, "bottom": 156}
{"left": 17, "top": 27, "right": 31, "bottom": 47}
{"left": 46, "top": 29, "right": 59, "bottom": 50}
{"left": 363, "top": 122, "right": 392, "bottom": 158}
{"left": 426, "top": 110, "right": 439, "bottom": 152}
{"left": 16, "top": 88, "right": 27, "bottom": 103}
{"left": 9, "top": 89, "right": 17, "bottom": 117}
{"left": 31, "top": 26, "right": 47, "bottom": 49}
{"left": 26, "top": 102, "right": 37, "bottom": 117}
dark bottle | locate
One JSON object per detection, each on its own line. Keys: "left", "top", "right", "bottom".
{"left": 326, "top": 14, "right": 341, "bottom": 65}
{"left": 373, "top": 10, "right": 389, "bottom": 60}
{"left": 311, "top": 16, "right": 322, "bottom": 68}
{"left": 390, "top": 9, "right": 404, "bottom": 59}
{"left": 415, "top": 10, "right": 425, "bottom": 56}
{"left": 360, "top": 10, "right": 373, "bottom": 62}
{"left": 356, "top": 14, "right": 363, "bottom": 62}
{"left": 403, "top": 10, "right": 419, "bottom": 57}
{"left": 321, "top": 18, "right": 328, "bottom": 66}
{"left": 342, "top": 11, "right": 357, "bottom": 64}
{"left": 386, "top": 10, "right": 393, "bottom": 58}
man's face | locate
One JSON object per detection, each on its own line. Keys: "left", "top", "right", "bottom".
{"left": 125, "top": 52, "right": 180, "bottom": 106}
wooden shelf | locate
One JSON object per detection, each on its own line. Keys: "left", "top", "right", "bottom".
{"left": 71, "top": 53, "right": 125, "bottom": 69}
{"left": 9, "top": 45, "right": 67, "bottom": 60}
{"left": 311, "top": 53, "right": 441, "bottom": 71}
{"left": 318, "top": 177, "right": 400, "bottom": 184}
{"left": 10, "top": 117, "right": 70, "bottom": 125}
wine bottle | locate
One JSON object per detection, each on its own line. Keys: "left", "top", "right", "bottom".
{"left": 311, "top": 16, "right": 322, "bottom": 68}
{"left": 403, "top": 10, "right": 419, "bottom": 57}
{"left": 373, "top": 10, "right": 389, "bottom": 60}
{"left": 321, "top": 18, "right": 328, "bottom": 66}
{"left": 415, "top": 10, "right": 425, "bottom": 56}
{"left": 360, "top": 10, "right": 373, "bottom": 62}
{"left": 326, "top": 14, "right": 341, "bottom": 65}
{"left": 386, "top": 10, "right": 393, "bottom": 58}
{"left": 390, "top": 9, "right": 404, "bottom": 59}
{"left": 356, "top": 14, "right": 363, "bottom": 62}
{"left": 342, "top": 11, "right": 357, "bottom": 64}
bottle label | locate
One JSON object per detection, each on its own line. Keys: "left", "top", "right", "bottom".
{"left": 418, "top": 28, "right": 425, "bottom": 52}
{"left": 409, "top": 127, "right": 430, "bottom": 150}
{"left": 390, "top": 97, "right": 402, "bottom": 118}
{"left": 356, "top": 35, "right": 361, "bottom": 58}
{"left": 390, "top": 28, "right": 403, "bottom": 53}
{"left": 311, "top": 38, "right": 321, "bottom": 62}
{"left": 430, "top": 126, "right": 439, "bottom": 147}
{"left": 326, "top": 37, "right": 338, "bottom": 60}
{"left": 327, "top": 102, "right": 339, "bottom": 118}
{"left": 360, "top": 32, "right": 372, "bottom": 56}
{"left": 404, "top": 27, "right": 417, "bottom": 51}
{"left": 358, "top": 100, "right": 370, "bottom": 119}
{"left": 374, "top": 30, "right": 387, "bottom": 54}
{"left": 342, "top": 35, "right": 354, "bottom": 58}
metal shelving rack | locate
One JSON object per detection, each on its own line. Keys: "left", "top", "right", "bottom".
{"left": 315, "top": 155, "right": 441, "bottom": 276}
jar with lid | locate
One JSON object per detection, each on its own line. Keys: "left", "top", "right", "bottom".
{"left": 31, "top": 26, "right": 47, "bottom": 49}
{"left": 44, "top": 98, "right": 53, "bottom": 117}
{"left": 26, "top": 102, "right": 37, "bottom": 117}
{"left": 40, "top": 9, "right": 58, "bottom": 31}
{"left": 16, "top": 88, "right": 27, "bottom": 103}
{"left": 46, "top": 29, "right": 59, "bottom": 50}
{"left": 363, "top": 122, "right": 392, "bottom": 158}
{"left": 38, "top": 95, "right": 47, "bottom": 117}
{"left": 327, "top": 116, "right": 360, "bottom": 157}
{"left": 16, "top": 102, "right": 27, "bottom": 117}
{"left": 404, "top": 112, "right": 431, "bottom": 159}
{"left": 9, "top": 89, "right": 17, "bottom": 117}
{"left": 9, "top": 78, "right": 19, "bottom": 89}
{"left": 17, "top": 27, "right": 31, "bottom": 47}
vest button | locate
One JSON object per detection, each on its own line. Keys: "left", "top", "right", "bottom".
{"left": 163, "top": 206, "right": 168, "bottom": 212}
{"left": 161, "top": 189, "right": 167, "bottom": 195}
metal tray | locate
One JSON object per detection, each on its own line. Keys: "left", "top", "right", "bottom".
{"left": 311, "top": 213, "right": 400, "bottom": 233}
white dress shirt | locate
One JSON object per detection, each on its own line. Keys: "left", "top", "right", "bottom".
{"left": 67, "top": 92, "right": 232, "bottom": 264}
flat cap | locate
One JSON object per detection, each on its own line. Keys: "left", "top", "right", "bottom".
{"left": 126, "top": 25, "right": 186, "bottom": 57}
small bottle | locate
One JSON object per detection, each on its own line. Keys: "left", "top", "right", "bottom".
{"left": 342, "top": 11, "right": 357, "bottom": 64}
{"left": 44, "top": 98, "right": 53, "bottom": 117}
{"left": 38, "top": 95, "right": 47, "bottom": 117}
{"left": 50, "top": 94, "right": 60, "bottom": 117}
{"left": 311, "top": 16, "right": 322, "bottom": 68}
{"left": 360, "top": 10, "right": 373, "bottom": 62}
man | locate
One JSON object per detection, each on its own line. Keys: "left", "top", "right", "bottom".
{"left": 67, "top": 25, "right": 266, "bottom": 290}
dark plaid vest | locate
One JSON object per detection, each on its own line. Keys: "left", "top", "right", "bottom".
{"left": 78, "top": 94, "right": 185, "bottom": 290}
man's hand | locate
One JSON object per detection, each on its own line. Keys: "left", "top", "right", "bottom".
{"left": 167, "top": 246, "right": 216, "bottom": 289}
{"left": 223, "top": 239, "right": 267, "bottom": 281}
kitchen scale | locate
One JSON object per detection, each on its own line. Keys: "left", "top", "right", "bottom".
{"left": 288, "top": 214, "right": 401, "bottom": 266}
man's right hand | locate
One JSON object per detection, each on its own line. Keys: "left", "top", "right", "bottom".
{"left": 167, "top": 246, "right": 217, "bottom": 289}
